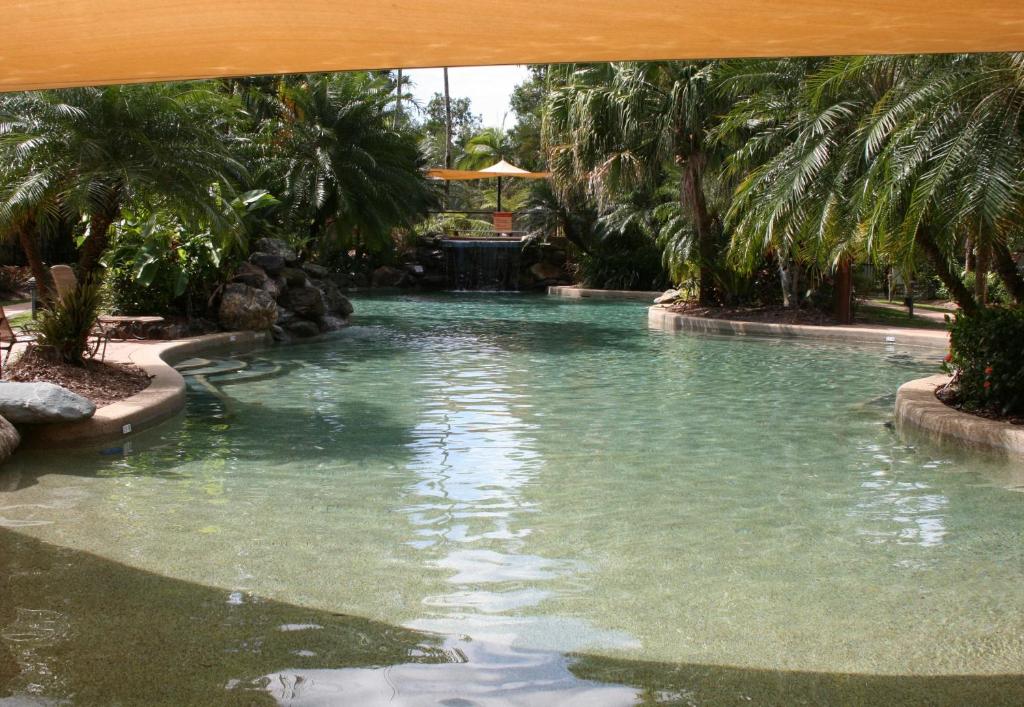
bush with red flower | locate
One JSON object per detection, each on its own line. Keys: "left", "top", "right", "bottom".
{"left": 943, "top": 307, "right": 1024, "bottom": 418}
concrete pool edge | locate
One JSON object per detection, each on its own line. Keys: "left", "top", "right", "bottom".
{"left": 647, "top": 305, "right": 949, "bottom": 351}
{"left": 18, "top": 330, "right": 271, "bottom": 448}
{"left": 895, "top": 374, "right": 1024, "bottom": 460}
{"left": 548, "top": 285, "right": 663, "bottom": 302}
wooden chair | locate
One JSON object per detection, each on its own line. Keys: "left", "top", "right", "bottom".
{"left": 0, "top": 305, "right": 36, "bottom": 375}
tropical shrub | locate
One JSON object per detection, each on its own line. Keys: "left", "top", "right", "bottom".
{"left": 946, "top": 307, "right": 1024, "bottom": 417}
{"left": 34, "top": 276, "right": 105, "bottom": 365}
{"left": 0, "top": 265, "right": 30, "bottom": 297}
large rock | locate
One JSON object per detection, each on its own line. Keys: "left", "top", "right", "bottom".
{"left": 218, "top": 283, "right": 278, "bottom": 331}
{"left": 653, "top": 289, "right": 681, "bottom": 304}
{"left": 0, "top": 415, "right": 20, "bottom": 461}
{"left": 254, "top": 238, "right": 298, "bottom": 265}
{"left": 279, "top": 286, "right": 326, "bottom": 320}
{"left": 281, "top": 267, "right": 308, "bottom": 289}
{"left": 318, "top": 280, "right": 354, "bottom": 318}
{"left": 284, "top": 319, "right": 320, "bottom": 338}
{"left": 232, "top": 262, "right": 271, "bottom": 289}
{"left": 302, "top": 262, "right": 329, "bottom": 280}
{"left": 372, "top": 265, "right": 406, "bottom": 288}
{"left": 530, "top": 262, "right": 564, "bottom": 281}
{"left": 0, "top": 382, "right": 96, "bottom": 424}
{"left": 249, "top": 252, "right": 285, "bottom": 276}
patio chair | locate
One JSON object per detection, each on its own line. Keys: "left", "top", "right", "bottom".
{"left": 0, "top": 304, "right": 36, "bottom": 374}
{"left": 50, "top": 264, "right": 77, "bottom": 298}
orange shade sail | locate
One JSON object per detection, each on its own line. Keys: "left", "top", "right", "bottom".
{"left": 428, "top": 160, "right": 551, "bottom": 181}
{"left": 3, "top": 1, "right": 1024, "bottom": 92}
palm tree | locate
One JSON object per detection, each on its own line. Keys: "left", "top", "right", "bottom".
{"left": 0, "top": 83, "right": 244, "bottom": 280}
{"left": 544, "top": 61, "right": 728, "bottom": 303}
{"left": 254, "top": 73, "right": 437, "bottom": 254}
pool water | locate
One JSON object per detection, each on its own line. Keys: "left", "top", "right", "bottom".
{"left": 1, "top": 294, "right": 1023, "bottom": 705}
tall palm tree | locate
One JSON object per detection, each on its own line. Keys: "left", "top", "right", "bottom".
{"left": 254, "top": 73, "right": 437, "bottom": 253}
{"left": 0, "top": 83, "right": 244, "bottom": 280}
{"left": 544, "top": 61, "right": 728, "bottom": 303}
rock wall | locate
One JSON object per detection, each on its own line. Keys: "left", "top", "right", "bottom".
{"left": 221, "top": 238, "right": 354, "bottom": 341}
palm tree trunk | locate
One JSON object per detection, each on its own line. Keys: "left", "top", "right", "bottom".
{"left": 992, "top": 241, "right": 1024, "bottom": 304}
{"left": 680, "top": 157, "right": 714, "bottom": 305}
{"left": 974, "top": 240, "right": 990, "bottom": 304}
{"left": 443, "top": 67, "right": 452, "bottom": 207}
{"left": 915, "top": 225, "right": 977, "bottom": 314}
{"left": 395, "top": 69, "right": 403, "bottom": 122}
{"left": 16, "top": 216, "right": 56, "bottom": 302}
{"left": 78, "top": 212, "right": 115, "bottom": 276}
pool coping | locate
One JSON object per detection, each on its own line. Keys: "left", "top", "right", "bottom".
{"left": 18, "top": 330, "right": 271, "bottom": 448}
{"left": 647, "top": 305, "right": 949, "bottom": 352}
{"left": 895, "top": 374, "right": 1024, "bottom": 460}
{"left": 547, "top": 286, "right": 662, "bottom": 302}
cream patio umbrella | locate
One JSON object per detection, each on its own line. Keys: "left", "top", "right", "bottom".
{"left": 427, "top": 160, "right": 550, "bottom": 212}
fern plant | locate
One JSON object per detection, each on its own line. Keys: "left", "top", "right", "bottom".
{"left": 33, "top": 276, "right": 105, "bottom": 365}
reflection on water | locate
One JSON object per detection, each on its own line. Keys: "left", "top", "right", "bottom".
{"left": 1, "top": 293, "right": 1023, "bottom": 704}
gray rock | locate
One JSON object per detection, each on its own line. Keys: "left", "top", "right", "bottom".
{"left": 261, "top": 277, "right": 281, "bottom": 300}
{"left": 218, "top": 283, "right": 278, "bottom": 332}
{"left": 280, "top": 267, "right": 308, "bottom": 289}
{"left": 302, "top": 262, "right": 329, "bottom": 279}
{"left": 0, "top": 415, "right": 20, "bottom": 461}
{"left": 0, "top": 382, "right": 96, "bottom": 424}
{"left": 320, "top": 315, "right": 349, "bottom": 332}
{"left": 232, "top": 262, "right": 271, "bottom": 289}
{"left": 284, "top": 319, "right": 320, "bottom": 338}
{"left": 254, "top": 238, "right": 298, "bottom": 265}
{"left": 270, "top": 325, "right": 287, "bottom": 342}
{"left": 318, "top": 280, "right": 354, "bottom": 318}
{"left": 279, "top": 286, "right": 326, "bottom": 320}
{"left": 653, "top": 289, "right": 680, "bottom": 305}
{"left": 530, "top": 262, "right": 564, "bottom": 281}
{"left": 249, "top": 252, "right": 286, "bottom": 276}
{"left": 372, "top": 265, "right": 406, "bottom": 288}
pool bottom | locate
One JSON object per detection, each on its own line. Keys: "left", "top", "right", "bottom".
{"left": 1, "top": 527, "right": 1022, "bottom": 706}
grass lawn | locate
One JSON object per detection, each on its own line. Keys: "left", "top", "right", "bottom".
{"left": 7, "top": 311, "right": 34, "bottom": 330}
{"left": 857, "top": 304, "right": 949, "bottom": 330}
{"left": 866, "top": 297, "right": 956, "bottom": 314}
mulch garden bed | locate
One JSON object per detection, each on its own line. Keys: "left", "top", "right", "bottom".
{"left": 935, "top": 383, "right": 1024, "bottom": 425}
{"left": 664, "top": 302, "right": 841, "bottom": 326}
{"left": 3, "top": 347, "right": 152, "bottom": 407}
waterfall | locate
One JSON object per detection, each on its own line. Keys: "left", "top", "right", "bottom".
{"left": 442, "top": 240, "right": 522, "bottom": 291}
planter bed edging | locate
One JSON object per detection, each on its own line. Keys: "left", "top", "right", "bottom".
{"left": 19, "top": 330, "right": 270, "bottom": 448}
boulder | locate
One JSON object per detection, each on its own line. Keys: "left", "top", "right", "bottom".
{"left": 284, "top": 319, "right": 320, "bottom": 338}
{"left": 654, "top": 289, "right": 681, "bottom": 305}
{"left": 318, "top": 280, "right": 354, "bottom": 318}
{"left": 302, "top": 262, "right": 329, "bottom": 280}
{"left": 0, "top": 382, "right": 96, "bottom": 424}
{"left": 279, "top": 286, "right": 326, "bottom": 320}
{"left": 0, "top": 415, "right": 20, "bottom": 462}
{"left": 530, "top": 262, "right": 564, "bottom": 281}
{"left": 270, "top": 325, "right": 287, "bottom": 343}
{"left": 321, "top": 315, "right": 349, "bottom": 332}
{"left": 275, "top": 306, "right": 299, "bottom": 327}
{"left": 372, "top": 265, "right": 406, "bottom": 288}
{"left": 254, "top": 238, "right": 298, "bottom": 265}
{"left": 281, "top": 267, "right": 308, "bottom": 289}
{"left": 249, "top": 252, "right": 286, "bottom": 276}
{"left": 261, "top": 277, "right": 281, "bottom": 300}
{"left": 218, "top": 283, "right": 278, "bottom": 332}
{"left": 232, "top": 262, "right": 271, "bottom": 289}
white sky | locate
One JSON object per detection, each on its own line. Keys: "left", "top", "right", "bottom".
{"left": 405, "top": 65, "right": 533, "bottom": 128}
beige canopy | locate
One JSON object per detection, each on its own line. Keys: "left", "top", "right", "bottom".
{"left": 427, "top": 160, "right": 551, "bottom": 182}
{"left": 3, "top": 1, "right": 1023, "bottom": 92}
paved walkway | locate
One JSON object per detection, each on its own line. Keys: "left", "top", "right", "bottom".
{"left": 866, "top": 299, "right": 953, "bottom": 324}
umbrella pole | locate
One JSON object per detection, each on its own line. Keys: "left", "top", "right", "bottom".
{"left": 497, "top": 176, "right": 502, "bottom": 212}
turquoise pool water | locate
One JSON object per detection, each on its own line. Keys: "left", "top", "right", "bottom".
{"left": 1, "top": 294, "right": 1023, "bottom": 705}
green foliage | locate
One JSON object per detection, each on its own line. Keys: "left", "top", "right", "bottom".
{"left": 947, "top": 307, "right": 1024, "bottom": 416}
{"left": 33, "top": 276, "right": 104, "bottom": 365}
{"left": 102, "top": 207, "right": 232, "bottom": 316}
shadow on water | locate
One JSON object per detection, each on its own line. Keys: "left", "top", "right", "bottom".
{"left": 1, "top": 527, "right": 1021, "bottom": 706}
